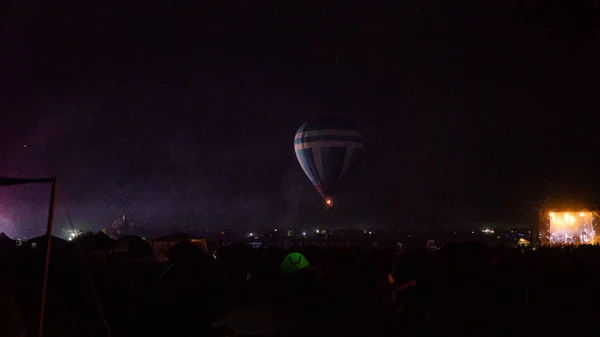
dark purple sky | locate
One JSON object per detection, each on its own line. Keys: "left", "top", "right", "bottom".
{"left": 1, "top": 1, "right": 599, "bottom": 236}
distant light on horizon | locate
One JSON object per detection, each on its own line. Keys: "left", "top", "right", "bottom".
{"left": 65, "top": 229, "right": 81, "bottom": 241}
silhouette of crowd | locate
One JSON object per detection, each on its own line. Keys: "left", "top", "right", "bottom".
{"left": 1, "top": 232, "right": 600, "bottom": 337}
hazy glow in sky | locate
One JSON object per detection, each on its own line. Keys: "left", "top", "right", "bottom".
{"left": 1, "top": 2, "right": 600, "bottom": 236}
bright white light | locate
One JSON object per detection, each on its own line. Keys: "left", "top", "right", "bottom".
{"left": 316, "top": 229, "right": 320, "bottom": 233}
{"left": 302, "top": 232, "right": 306, "bottom": 236}
{"left": 249, "top": 233, "right": 253, "bottom": 237}
{"left": 66, "top": 229, "right": 81, "bottom": 241}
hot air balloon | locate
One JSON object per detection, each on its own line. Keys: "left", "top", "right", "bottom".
{"left": 294, "top": 117, "right": 364, "bottom": 208}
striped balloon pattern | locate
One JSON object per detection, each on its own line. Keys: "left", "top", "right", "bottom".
{"left": 294, "top": 118, "right": 364, "bottom": 201}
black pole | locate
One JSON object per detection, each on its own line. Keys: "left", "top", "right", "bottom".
{"left": 39, "top": 177, "right": 57, "bottom": 337}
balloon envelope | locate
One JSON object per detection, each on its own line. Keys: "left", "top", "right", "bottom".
{"left": 294, "top": 117, "right": 364, "bottom": 199}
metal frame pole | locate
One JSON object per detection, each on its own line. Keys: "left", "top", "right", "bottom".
{"left": 38, "top": 177, "right": 57, "bottom": 337}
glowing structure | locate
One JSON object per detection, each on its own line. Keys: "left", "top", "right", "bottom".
{"left": 535, "top": 210, "right": 599, "bottom": 246}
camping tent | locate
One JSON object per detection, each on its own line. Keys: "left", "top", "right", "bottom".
{"left": 110, "top": 235, "right": 152, "bottom": 258}
{"left": 26, "top": 234, "right": 67, "bottom": 251}
{"left": 152, "top": 233, "right": 208, "bottom": 263}
{"left": 0, "top": 232, "right": 16, "bottom": 252}
{"left": 517, "top": 237, "right": 531, "bottom": 248}
{"left": 280, "top": 252, "right": 311, "bottom": 275}
{"left": 77, "top": 231, "right": 115, "bottom": 253}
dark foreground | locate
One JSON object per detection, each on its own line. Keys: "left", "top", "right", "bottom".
{"left": 1, "top": 242, "right": 599, "bottom": 337}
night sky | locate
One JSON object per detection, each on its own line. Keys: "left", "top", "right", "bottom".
{"left": 1, "top": 1, "right": 599, "bottom": 236}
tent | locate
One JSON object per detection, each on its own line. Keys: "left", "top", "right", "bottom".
{"left": 152, "top": 233, "right": 208, "bottom": 263}
{"left": 92, "top": 231, "right": 115, "bottom": 251}
{"left": 517, "top": 237, "right": 531, "bottom": 247}
{"left": 0, "top": 232, "right": 16, "bottom": 251}
{"left": 77, "top": 231, "right": 115, "bottom": 253}
{"left": 26, "top": 234, "right": 67, "bottom": 251}
{"left": 280, "top": 252, "right": 311, "bottom": 275}
{"left": 110, "top": 235, "right": 152, "bottom": 258}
